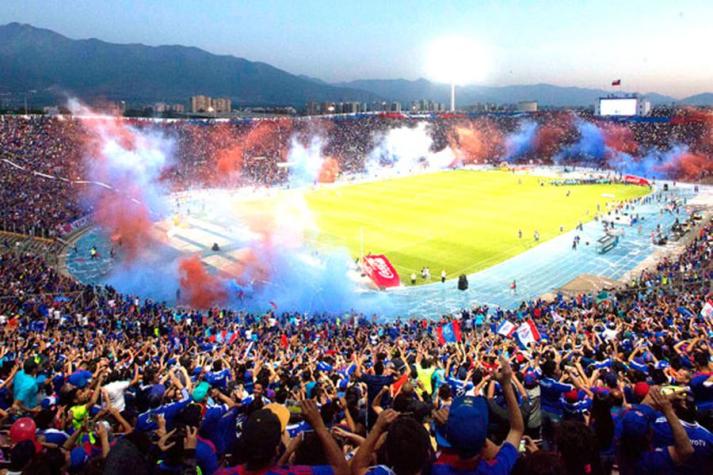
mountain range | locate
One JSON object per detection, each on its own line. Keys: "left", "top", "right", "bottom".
{"left": 1, "top": 22, "right": 711, "bottom": 109}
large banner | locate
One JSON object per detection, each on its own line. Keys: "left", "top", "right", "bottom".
{"left": 623, "top": 174, "right": 651, "bottom": 187}
{"left": 362, "top": 254, "right": 401, "bottom": 288}
{"left": 59, "top": 215, "right": 92, "bottom": 236}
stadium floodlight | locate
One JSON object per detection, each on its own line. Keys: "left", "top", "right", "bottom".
{"left": 425, "top": 37, "right": 490, "bottom": 112}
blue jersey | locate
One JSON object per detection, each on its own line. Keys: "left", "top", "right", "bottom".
{"left": 539, "top": 377, "right": 573, "bottom": 416}
{"left": 446, "top": 377, "right": 473, "bottom": 398}
{"left": 689, "top": 373, "right": 713, "bottom": 411}
{"left": 136, "top": 398, "right": 191, "bottom": 431}
{"left": 205, "top": 369, "right": 231, "bottom": 390}
{"left": 652, "top": 417, "right": 713, "bottom": 475}
{"left": 430, "top": 442, "right": 518, "bottom": 475}
{"left": 628, "top": 359, "right": 649, "bottom": 374}
{"left": 560, "top": 394, "right": 592, "bottom": 418}
{"left": 620, "top": 447, "right": 676, "bottom": 475}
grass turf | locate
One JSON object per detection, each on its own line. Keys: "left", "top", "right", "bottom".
{"left": 304, "top": 169, "right": 650, "bottom": 285}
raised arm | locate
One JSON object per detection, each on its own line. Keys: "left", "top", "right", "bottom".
{"left": 301, "top": 399, "right": 349, "bottom": 475}
{"left": 648, "top": 386, "right": 693, "bottom": 464}
{"left": 352, "top": 409, "right": 398, "bottom": 475}
{"left": 496, "top": 356, "right": 524, "bottom": 448}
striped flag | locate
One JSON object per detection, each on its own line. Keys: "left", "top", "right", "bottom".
{"left": 496, "top": 320, "right": 517, "bottom": 337}
{"left": 515, "top": 319, "right": 541, "bottom": 349}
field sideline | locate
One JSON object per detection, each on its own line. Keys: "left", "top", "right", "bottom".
{"left": 304, "top": 169, "right": 651, "bottom": 285}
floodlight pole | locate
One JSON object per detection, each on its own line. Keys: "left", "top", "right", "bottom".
{"left": 450, "top": 82, "right": 456, "bottom": 112}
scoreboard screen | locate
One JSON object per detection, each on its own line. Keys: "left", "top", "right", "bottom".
{"left": 599, "top": 98, "right": 637, "bottom": 116}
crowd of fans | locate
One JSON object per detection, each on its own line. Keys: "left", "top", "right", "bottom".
{"left": 0, "top": 202, "right": 709, "bottom": 474}
{"left": 1, "top": 111, "right": 712, "bottom": 238}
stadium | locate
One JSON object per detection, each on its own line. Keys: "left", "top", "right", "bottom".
{"left": 27, "top": 110, "right": 710, "bottom": 317}
{"left": 1, "top": 4, "right": 713, "bottom": 475}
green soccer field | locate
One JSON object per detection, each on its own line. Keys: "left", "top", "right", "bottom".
{"left": 304, "top": 169, "right": 650, "bottom": 285}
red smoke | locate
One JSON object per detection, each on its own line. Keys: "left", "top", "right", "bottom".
{"left": 450, "top": 119, "right": 504, "bottom": 164}
{"left": 534, "top": 114, "right": 573, "bottom": 158}
{"left": 93, "top": 190, "right": 153, "bottom": 260}
{"left": 178, "top": 255, "right": 227, "bottom": 308}
{"left": 658, "top": 151, "right": 713, "bottom": 181}
{"left": 216, "top": 144, "right": 244, "bottom": 176}
{"left": 318, "top": 156, "right": 340, "bottom": 183}
{"left": 78, "top": 111, "right": 160, "bottom": 260}
{"left": 601, "top": 123, "right": 638, "bottom": 155}
{"left": 210, "top": 120, "right": 292, "bottom": 182}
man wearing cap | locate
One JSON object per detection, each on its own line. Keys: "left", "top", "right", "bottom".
{"left": 430, "top": 357, "right": 523, "bottom": 475}
{"left": 217, "top": 399, "right": 348, "bottom": 475}
{"left": 616, "top": 386, "right": 694, "bottom": 474}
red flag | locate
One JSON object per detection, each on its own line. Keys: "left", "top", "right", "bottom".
{"left": 436, "top": 321, "right": 462, "bottom": 344}
{"left": 269, "top": 301, "right": 278, "bottom": 311}
{"left": 611, "top": 79, "right": 621, "bottom": 86}
{"left": 280, "top": 334, "right": 288, "bottom": 348}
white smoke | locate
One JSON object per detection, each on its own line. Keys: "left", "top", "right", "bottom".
{"left": 366, "top": 122, "right": 455, "bottom": 175}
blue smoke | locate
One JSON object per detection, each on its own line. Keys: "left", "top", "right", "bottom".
{"left": 504, "top": 121, "right": 538, "bottom": 161}
{"left": 287, "top": 136, "right": 325, "bottom": 187}
{"left": 556, "top": 121, "right": 607, "bottom": 163}
{"left": 609, "top": 145, "right": 688, "bottom": 179}
{"left": 226, "top": 247, "right": 394, "bottom": 315}
{"left": 103, "top": 244, "right": 182, "bottom": 303}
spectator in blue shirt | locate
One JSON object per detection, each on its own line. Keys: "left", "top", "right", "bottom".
{"left": 617, "top": 386, "right": 694, "bottom": 475}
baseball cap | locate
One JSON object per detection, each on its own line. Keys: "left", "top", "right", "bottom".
{"left": 633, "top": 382, "right": 650, "bottom": 399}
{"left": 264, "top": 403, "right": 290, "bottom": 432}
{"left": 621, "top": 406, "right": 655, "bottom": 439}
{"left": 192, "top": 381, "right": 211, "bottom": 402}
{"left": 523, "top": 372, "right": 538, "bottom": 388}
{"left": 564, "top": 389, "right": 580, "bottom": 403}
{"left": 435, "top": 396, "right": 488, "bottom": 458}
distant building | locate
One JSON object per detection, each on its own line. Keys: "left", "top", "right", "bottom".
{"left": 155, "top": 103, "right": 185, "bottom": 114}
{"left": 306, "top": 101, "right": 320, "bottom": 115}
{"left": 342, "top": 101, "right": 361, "bottom": 114}
{"left": 191, "top": 95, "right": 212, "bottom": 113}
{"left": 517, "top": 101, "right": 538, "bottom": 112}
{"left": 321, "top": 102, "right": 337, "bottom": 114}
{"left": 389, "top": 101, "right": 401, "bottom": 112}
{"left": 409, "top": 99, "right": 446, "bottom": 113}
{"left": 190, "top": 95, "right": 231, "bottom": 114}
{"left": 212, "top": 97, "right": 232, "bottom": 113}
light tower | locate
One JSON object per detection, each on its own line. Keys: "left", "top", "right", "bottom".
{"left": 426, "top": 37, "right": 490, "bottom": 112}
{"left": 450, "top": 83, "right": 456, "bottom": 112}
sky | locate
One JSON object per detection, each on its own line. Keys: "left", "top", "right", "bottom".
{"left": 1, "top": 0, "right": 711, "bottom": 98}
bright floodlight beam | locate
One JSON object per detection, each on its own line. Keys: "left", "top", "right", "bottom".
{"left": 426, "top": 37, "right": 489, "bottom": 112}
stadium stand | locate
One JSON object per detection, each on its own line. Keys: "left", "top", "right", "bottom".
{"left": 0, "top": 112, "right": 711, "bottom": 474}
